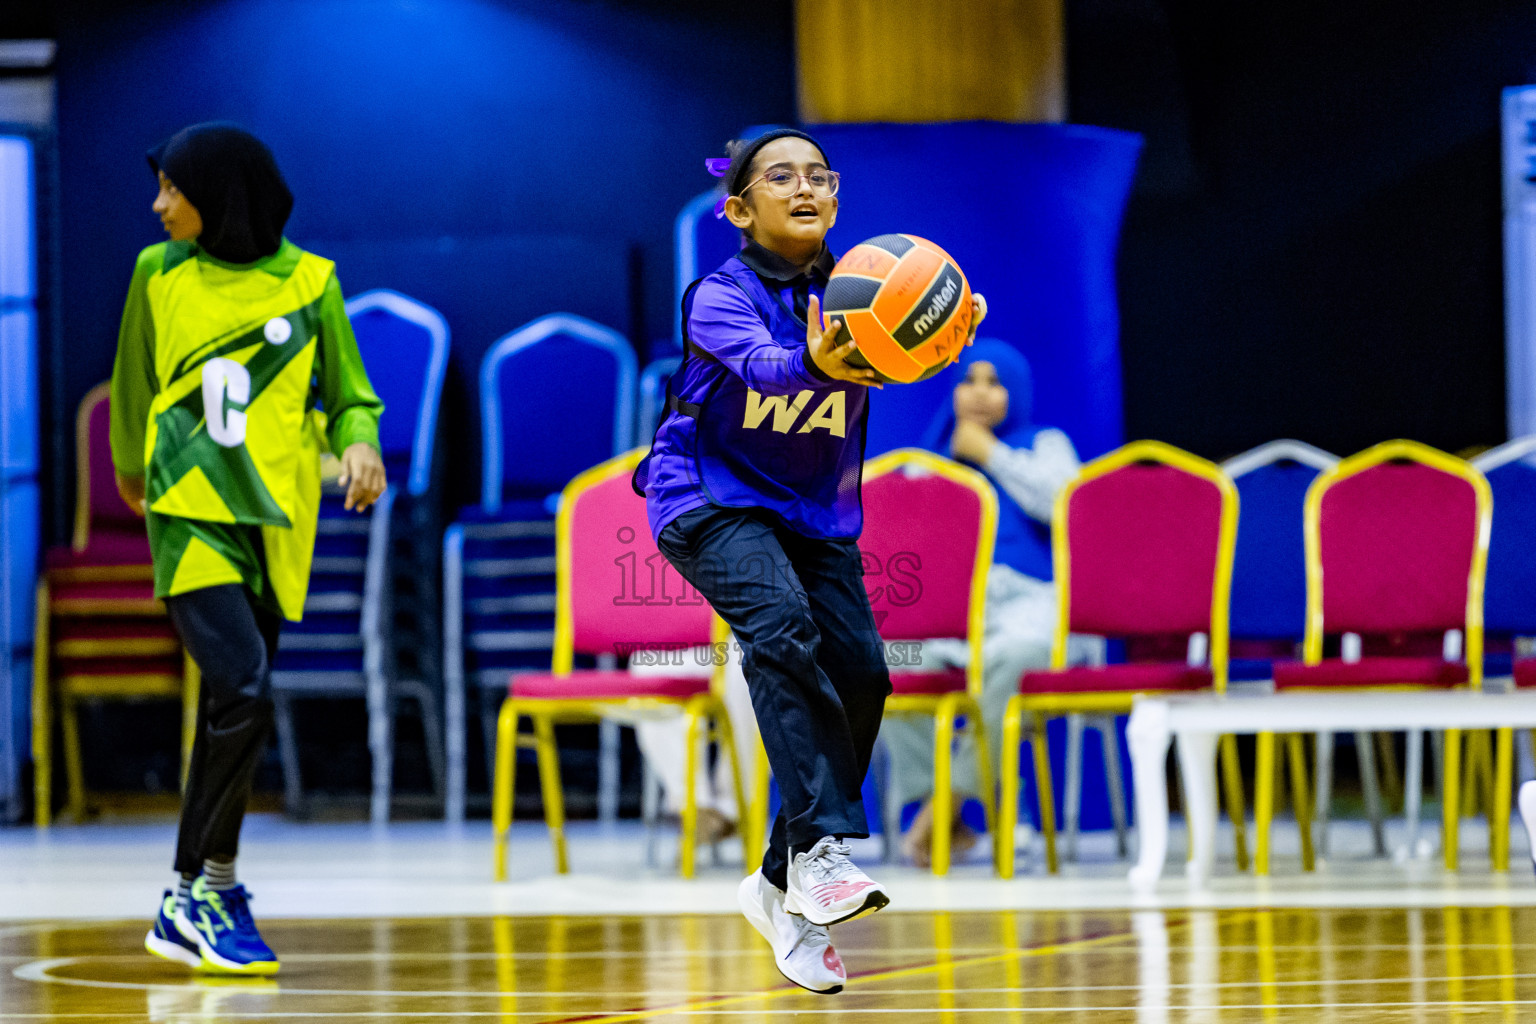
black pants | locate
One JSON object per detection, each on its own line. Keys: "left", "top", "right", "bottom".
{"left": 658, "top": 506, "right": 891, "bottom": 890}
{"left": 166, "top": 585, "right": 282, "bottom": 876}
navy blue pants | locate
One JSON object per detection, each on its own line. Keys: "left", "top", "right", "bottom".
{"left": 658, "top": 505, "right": 891, "bottom": 890}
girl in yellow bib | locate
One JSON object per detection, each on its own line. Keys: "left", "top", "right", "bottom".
{"left": 110, "top": 123, "right": 385, "bottom": 975}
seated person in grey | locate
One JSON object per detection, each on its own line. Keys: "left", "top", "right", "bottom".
{"left": 880, "top": 340, "right": 1086, "bottom": 866}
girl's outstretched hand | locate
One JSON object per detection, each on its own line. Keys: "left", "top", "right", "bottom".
{"left": 808, "top": 295, "right": 885, "bottom": 388}
{"left": 966, "top": 293, "right": 988, "bottom": 346}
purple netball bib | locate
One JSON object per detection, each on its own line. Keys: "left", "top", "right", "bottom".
{"left": 651, "top": 256, "right": 868, "bottom": 539}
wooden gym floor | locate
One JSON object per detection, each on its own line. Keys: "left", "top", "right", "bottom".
{"left": 4, "top": 905, "right": 1534, "bottom": 1022}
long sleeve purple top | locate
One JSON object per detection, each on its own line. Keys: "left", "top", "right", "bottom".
{"left": 642, "top": 241, "right": 836, "bottom": 539}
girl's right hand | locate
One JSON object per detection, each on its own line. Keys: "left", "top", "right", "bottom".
{"left": 115, "top": 472, "right": 147, "bottom": 517}
{"left": 808, "top": 295, "right": 884, "bottom": 388}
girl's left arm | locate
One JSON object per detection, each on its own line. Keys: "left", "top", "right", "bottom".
{"left": 316, "top": 275, "right": 387, "bottom": 510}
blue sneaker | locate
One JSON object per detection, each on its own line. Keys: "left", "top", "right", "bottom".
{"left": 144, "top": 888, "right": 200, "bottom": 968}
{"left": 174, "top": 877, "right": 280, "bottom": 976}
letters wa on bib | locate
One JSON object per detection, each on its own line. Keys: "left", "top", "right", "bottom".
{"left": 635, "top": 239, "right": 867, "bottom": 541}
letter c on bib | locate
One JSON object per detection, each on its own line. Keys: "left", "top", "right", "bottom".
{"left": 202, "top": 357, "right": 250, "bottom": 448}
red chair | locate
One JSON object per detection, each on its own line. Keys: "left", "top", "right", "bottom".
{"left": 860, "top": 449, "right": 998, "bottom": 875}
{"left": 32, "top": 383, "right": 198, "bottom": 825}
{"left": 490, "top": 449, "right": 746, "bottom": 879}
{"left": 997, "top": 440, "right": 1248, "bottom": 876}
{"left": 1262, "top": 440, "right": 1493, "bottom": 873}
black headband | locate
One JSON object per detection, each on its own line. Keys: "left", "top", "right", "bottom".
{"left": 724, "top": 128, "right": 829, "bottom": 197}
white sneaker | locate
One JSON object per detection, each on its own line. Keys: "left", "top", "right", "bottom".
{"left": 738, "top": 869, "right": 845, "bottom": 994}
{"left": 784, "top": 836, "right": 889, "bottom": 926}
{"left": 1520, "top": 780, "right": 1536, "bottom": 873}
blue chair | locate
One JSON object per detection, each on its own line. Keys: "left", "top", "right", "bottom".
{"left": 671, "top": 126, "right": 789, "bottom": 351}
{"left": 1473, "top": 438, "right": 1536, "bottom": 797}
{"left": 1223, "top": 440, "right": 1337, "bottom": 680}
{"left": 344, "top": 290, "right": 450, "bottom": 498}
{"left": 444, "top": 314, "right": 637, "bottom": 822}
{"left": 673, "top": 191, "right": 743, "bottom": 351}
{"left": 270, "top": 290, "right": 450, "bottom": 823}
{"left": 1473, "top": 437, "right": 1536, "bottom": 677}
{"left": 270, "top": 489, "right": 431, "bottom": 824}
{"left": 1223, "top": 440, "right": 1403, "bottom": 860}
{"left": 343, "top": 290, "right": 452, "bottom": 727}
{"left": 637, "top": 356, "right": 681, "bottom": 443}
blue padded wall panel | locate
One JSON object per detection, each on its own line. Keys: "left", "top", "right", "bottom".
{"left": 0, "top": 480, "right": 38, "bottom": 651}
{"left": 0, "top": 310, "right": 38, "bottom": 476}
{"left": 0, "top": 136, "right": 34, "bottom": 303}
{"left": 0, "top": 480, "right": 36, "bottom": 821}
{"left": 811, "top": 123, "right": 1141, "bottom": 460}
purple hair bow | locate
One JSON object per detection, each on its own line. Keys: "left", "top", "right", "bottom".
{"left": 706, "top": 157, "right": 731, "bottom": 219}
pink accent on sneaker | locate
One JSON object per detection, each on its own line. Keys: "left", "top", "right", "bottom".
{"left": 823, "top": 947, "right": 844, "bottom": 974}
{"left": 812, "top": 880, "right": 874, "bottom": 904}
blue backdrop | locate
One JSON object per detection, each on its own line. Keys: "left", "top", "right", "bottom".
{"left": 815, "top": 122, "right": 1142, "bottom": 460}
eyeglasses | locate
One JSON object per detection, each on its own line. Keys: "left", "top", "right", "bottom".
{"left": 741, "top": 167, "right": 840, "bottom": 200}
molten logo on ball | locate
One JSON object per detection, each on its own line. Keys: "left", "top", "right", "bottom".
{"left": 912, "top": 275, "right": 960, "bottom": 337}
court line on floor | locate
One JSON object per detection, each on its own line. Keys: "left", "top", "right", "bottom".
{"left": 11, "top": 1002, "right": 1536, "bottom": 1018}
{"left": 15, "top": 938, "right": 1536, "bottom": 963}
{"left": 546, "top": 922, "right": 1166, "bottom": 1024}
{"left": 11, "top": 926, "right": 1152, "bottom": 1004}
{"left": 9, "top": 969, "right": 1534, "bottom": 1003}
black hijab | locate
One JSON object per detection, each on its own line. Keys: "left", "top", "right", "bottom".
{"left": 148, "top": 122, "right": 293, "bottom": 264}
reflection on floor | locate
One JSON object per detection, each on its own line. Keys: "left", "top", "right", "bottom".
{"left": 4, "top": 906, "right": 1534, "bottom": 1021}
{"left": 3, "top": 813, "right": 1535, "bottom": 921}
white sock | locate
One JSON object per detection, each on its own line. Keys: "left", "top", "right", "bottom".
{"left": 175, "top": 873, "right": 195, "bottom": 913}
{"left": 203, "top": 858, "right": 237, "bottom": 892}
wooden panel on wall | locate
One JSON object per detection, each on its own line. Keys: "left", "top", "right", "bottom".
{"left": 796, "top": 0, "right": 1063, "bottom": 124}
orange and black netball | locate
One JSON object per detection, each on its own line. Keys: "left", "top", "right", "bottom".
{"left": 821, "top": 234, "right": 972, "bottom": 384}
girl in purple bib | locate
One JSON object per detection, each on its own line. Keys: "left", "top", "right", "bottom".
{"left": 637, "top": 128, "right": 984, "bottom": 994}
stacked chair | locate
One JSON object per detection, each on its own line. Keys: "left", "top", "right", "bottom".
{"left": 32, "top": 384, "right": 197, "bottom": 824}
{"left": 491, "top": 449, "right": 745, "bottom": 878}
{"left": 269, "top": 290, "right": 449, "bottom": 823}
{"left": 1259, "top": 440, "right": 1497, "bottom": 873}
{"left": 444, "top": 314, "right": 636, "bottom": 823}
{"left": 636, "top": 356, "right": 681, "bottom": 443}
{"left": 348, "top": 291, "right": 452, "bottom": 737}
{"left": 996, "top": 440, "right": 1250, "bottom": 877}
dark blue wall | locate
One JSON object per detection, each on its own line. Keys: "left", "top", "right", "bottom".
{"left": 1069, "top": 0, "right": 1534, "bottom": 458}
{"left": 54, "top": 0, "right": 795, "bottom": 515}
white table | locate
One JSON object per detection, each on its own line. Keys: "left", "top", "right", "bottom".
{"left": 1125, "top": 690, "right": 1536, "bottom": 889}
